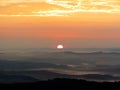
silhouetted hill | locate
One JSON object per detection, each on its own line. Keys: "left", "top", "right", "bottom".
{"left": 0, "top": 74, "right": 37, "bottom": 83}
{"left": 0, "top": 78, "right": 120, "bottom": 89}
{"left": 1, "top": 70, "right": 120, "bottom": 83}
{"left": 80, "top": 74, "right": 120, "bottom": 80}
{"left": 0, "top": 61, "right": 69, "bottom": 70}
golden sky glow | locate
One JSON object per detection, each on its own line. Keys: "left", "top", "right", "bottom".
{"left": 0, "top": 0, "right": 120, "bottom": 48}
{"left": 0, "top": 0, "right": 120, "bottom": 16}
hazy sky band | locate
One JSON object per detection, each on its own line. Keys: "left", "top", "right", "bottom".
{"left": 0, "top": 0, "right": 120, "bottom": 49}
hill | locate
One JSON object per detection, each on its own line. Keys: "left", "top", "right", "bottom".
{"left": 0, "top": 78, "right": 120, "bottom": 89}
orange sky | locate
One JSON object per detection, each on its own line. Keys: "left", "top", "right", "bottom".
{"left": 0, "top": 0, "right": 120, "bottom": 48}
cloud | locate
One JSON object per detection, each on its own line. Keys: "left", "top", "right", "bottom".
{"left": 0, "top": 0, "right": 120, "bottom": 16}
{"left": 0, "top": 0, "right": 45, "bottom": 6}
{"left": 0, "top": 2, "right": 68, "bottom": 16}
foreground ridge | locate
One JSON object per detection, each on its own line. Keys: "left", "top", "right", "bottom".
{"left": 0, "top": 78, "right": 120, "bottom": 89}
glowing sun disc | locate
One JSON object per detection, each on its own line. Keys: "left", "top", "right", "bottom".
{"left": 57, "top": 45, "right": 63, "bottom": 49}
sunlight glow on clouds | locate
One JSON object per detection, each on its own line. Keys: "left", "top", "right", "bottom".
{"left": 0, "top": 0, "right": 120, "bottom": 16}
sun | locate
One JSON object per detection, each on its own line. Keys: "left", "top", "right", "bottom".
{"left": 57, "top": 45, "right": 64, "bottom": 49}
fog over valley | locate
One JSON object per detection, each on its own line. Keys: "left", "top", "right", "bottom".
{"left": 0, "top": 48, "right": 120, "bottom": 83}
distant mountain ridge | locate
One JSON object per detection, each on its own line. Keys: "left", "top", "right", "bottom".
{"left": 0, "top": 70, "right": 120, "bottom": 83}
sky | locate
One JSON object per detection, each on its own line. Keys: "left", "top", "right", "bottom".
{"left": 0, "top": 0, "right": 120, "bottom": 49}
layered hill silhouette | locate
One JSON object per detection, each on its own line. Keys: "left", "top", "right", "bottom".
{"left": 0, "top": 78, "right": 120, "bottom": 89}
{"left": 0, "top": 70, "right": 120, "bottom": 84}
